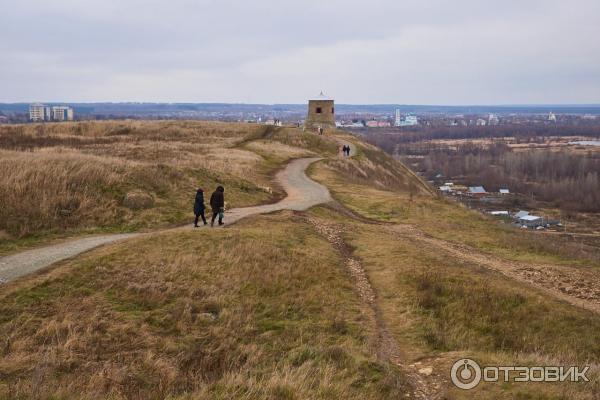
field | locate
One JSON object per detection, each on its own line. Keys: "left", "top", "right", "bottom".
{"left": 1, "top": 121, "right": 599, "bottom": 399}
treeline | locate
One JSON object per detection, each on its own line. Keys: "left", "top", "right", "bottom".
{"left": 411, "top": 143, "right": 600, "bottom": 212}
{"left": 366, "top": 124, "right": 600, "bottom": 153}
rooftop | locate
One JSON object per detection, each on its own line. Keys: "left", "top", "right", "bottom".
{"left": 309, "top": 91, "right": 333, "bottom": 101}
{"left": 468, "top": 186, "right": 486, "bottom": 194}
{"left": 519, "top": 215, "right": 542, "bottom": 221}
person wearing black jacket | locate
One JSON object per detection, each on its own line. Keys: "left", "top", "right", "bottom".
{"left": 209, "top": 186, "right": 225, "bottom": 227}
{"left": 193, "top": 188, "right": 207, "bottom": 227}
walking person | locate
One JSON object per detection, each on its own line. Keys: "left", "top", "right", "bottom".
{"left": 342, "top": 144, "right": 349, "bottom": 156}
{"left": 210, "top": 185, "right": 225, "bottom": 227}
{"left": 193, "top": 188, "right": 207, "bottom": 227}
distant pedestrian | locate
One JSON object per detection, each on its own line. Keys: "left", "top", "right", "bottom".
{"left": 210, "top": 185, "right": 225, "bottom": 227}
{"left": 193, "top": 188, "right": 207, "bottom": 227}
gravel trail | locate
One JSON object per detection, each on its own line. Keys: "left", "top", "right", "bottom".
{"left": 0, "top": 157, "right": 330, "bottom": 284}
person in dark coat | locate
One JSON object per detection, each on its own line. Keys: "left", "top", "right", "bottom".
{"left": 209, "top": 186, "right": 225, "bottom": 227}
{"left": 193, "top": 188, "right": 207, "bottom": 227}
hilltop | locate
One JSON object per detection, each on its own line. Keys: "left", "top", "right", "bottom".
{"left": 0, "top": 121, "right": 599, "bottom": 399}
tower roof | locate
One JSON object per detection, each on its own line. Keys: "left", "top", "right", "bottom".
{"left": 309, "top": 91, "right": 333, "bottom": 101}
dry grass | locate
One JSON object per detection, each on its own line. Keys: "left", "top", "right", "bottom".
{"left": 0, "top": 213, "right": 408, "bottom": 399}
{"left": 0, "top": 150, "right": 127, "bottom": 236}
{"left": 343, "top": 221, "right": 600, "bottom": 399}
{"left": 268, "top": 128, "right": 339, "bottom": 156}
{"left": 0, "top": 122, "right": 347, "bottom": 252}
{"left": 244, "top": 140, "right": 316, "bottom": 161}
{"left": 0, "top": 120, "right": 260, "bottom": 143}
{"left": 323, "top": 137, "right": 434, "bottom": 196}
{"left": 0, "top": 147, "right": 269, "bottom": 243}
{"left": 306, "top": 145, "right": 600, "bottom": 398}
{"left": 310, "top": 159, "right": 600, "bottom": 267}
{"left": 3, "top": 126, "right": 599, "bottom": 399}
{"left": 0, "top": 121, "right": 327, "bottom": 251}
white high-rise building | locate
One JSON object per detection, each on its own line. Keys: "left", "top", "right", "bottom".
{"left": 395, "top": 109, "right": 401, "bottom": 126}
{"left": 30, "top": 104, "right": 74, "bottom": 121}
{"left": 548, "top": 112, "right": 557, "bottom": 122}
{"left": 51, "top": 106, "right": 74, "bottom": 121}
{"left": 29, "top": 103, "right": 46, "bottom": 121}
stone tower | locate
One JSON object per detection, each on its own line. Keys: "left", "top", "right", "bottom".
{"left": 305, "top": 91, "right": 335, "bottom": 130}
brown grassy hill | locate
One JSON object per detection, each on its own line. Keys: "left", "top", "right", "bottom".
{"left": 1, "top": 121, "right": 599, "bottom": 399}
{"left": 0, "top": 121, "right": 336, "bottom": 254}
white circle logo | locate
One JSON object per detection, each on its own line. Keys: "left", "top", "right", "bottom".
{"left": 451, "top": 358, "right": 482, "bottom": 390}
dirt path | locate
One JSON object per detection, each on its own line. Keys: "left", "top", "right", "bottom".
{"left": 222, "top": 157, "right": 330, "bottom": 222}
{"left": 0, "top": 157, "right": 331, "bottom": 284}
{"left": 388, "top": 224, "right": 600, "bottom": 315}
{"left": 0, "top": 234, "right": 140, "bottom": 284}
{"left": 307, "top": 217, "right": 444, "bottom": 399}
{"left": 333, "top": 136, "right": 357, "bottom": 157}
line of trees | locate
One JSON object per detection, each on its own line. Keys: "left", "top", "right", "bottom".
{"left": 366, "top": 125, "right": 600, "bottom": 151}
{"left": 418, "top": 144, "right": 599, "bottom": 212}
{"left": 363, "top": 127, "right": 600, "bottom": 212}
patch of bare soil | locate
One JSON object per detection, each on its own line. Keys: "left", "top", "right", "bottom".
{"left": 307, "top": 216, "right": 446, "bottom": 400}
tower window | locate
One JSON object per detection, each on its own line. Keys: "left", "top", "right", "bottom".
{"left": 316, "top": 107, "right": 322, "bottom": 114}
{"left": 332, "top": 107, "right": 335, "bottom": 114}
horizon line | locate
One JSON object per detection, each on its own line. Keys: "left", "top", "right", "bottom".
{"left": 2, "top": 101, "right": 600, "bottom": 107}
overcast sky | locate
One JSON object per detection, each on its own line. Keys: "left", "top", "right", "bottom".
{"left": 1, "top": 0, "right": 599, "bottom": 104}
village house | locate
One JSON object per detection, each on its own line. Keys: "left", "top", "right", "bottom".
{"left": 514, "top": 210, "right": 530, "bottom": 219}
{"left": 518, "top": 214, "right": 544, "bottom": 228}
{"left": 468, "top": 186, "right": 487, "bottom": 198}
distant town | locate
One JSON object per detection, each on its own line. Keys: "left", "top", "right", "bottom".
{"left": 0, "top": 102, "right": 599, "bottom": 128}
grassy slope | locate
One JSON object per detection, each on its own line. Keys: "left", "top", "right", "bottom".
{"left": 0, "top": 122, "right": 335, "bottom": 255}
{"left": 347, "top": 222, "right": 600, "bottom": 399}
{"left": 2, "top": 127, "right": 600, "bottom": 399}
{"left": 0, "top": 213, "right": 407, "bottom": 399}
{"left": 310, "top": 147, "right": 600, "bottom": 267}
{"left": 309, "top": 137, "right": 600, "bottom": 399}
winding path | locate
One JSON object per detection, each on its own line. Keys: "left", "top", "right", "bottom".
{"left": 0, "top": 157, "right": 332, "bottom": 284}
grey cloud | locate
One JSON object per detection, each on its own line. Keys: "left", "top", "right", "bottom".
{"left": 1, "top": 0, "right": 598, "bottom": 103}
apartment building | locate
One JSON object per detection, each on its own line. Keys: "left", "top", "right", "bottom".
{"left": 29, "top": 104, "right": 74, "bottom": 121}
